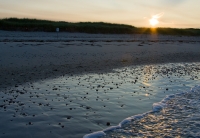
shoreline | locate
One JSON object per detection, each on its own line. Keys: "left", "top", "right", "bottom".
{"left": 86, "top": 85, "right": 200, "bottom": 138}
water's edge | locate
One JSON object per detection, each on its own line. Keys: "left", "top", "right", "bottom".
{"left": 83, "top": 85, "right": 200, "bottom": 138}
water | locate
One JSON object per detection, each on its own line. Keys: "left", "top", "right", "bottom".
{"left": 94, "top": 85, "right": 200, "bottom": 138}
{"left": 85, "top": 63, "right": 200, "bottom": 138}
{"left": 0, "top": 62, "right": 200, "bottom": 138}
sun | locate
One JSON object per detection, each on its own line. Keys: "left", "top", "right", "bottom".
{"left": 149, "top": 17, "right": 159, "bottom": 26}
{"left": 149, "top": 13, "right": 164, "bottom": 27}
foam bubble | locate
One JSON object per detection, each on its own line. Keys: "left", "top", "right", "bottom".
{"left": 83, "top": 131, "right": 106, "bottom": 138}
{"left": 152, "top": 102, "right": 165, "bottom": 112}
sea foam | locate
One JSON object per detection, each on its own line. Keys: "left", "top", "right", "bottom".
{"left": 83, "top": 85, "right": 200, "bottom": 138}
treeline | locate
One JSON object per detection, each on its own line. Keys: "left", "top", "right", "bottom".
{"left": 0, "top": 18, "right": 200, "bottom": 36}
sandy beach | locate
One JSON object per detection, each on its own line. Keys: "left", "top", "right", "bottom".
{"left": 0, "top": 31, "right": 200, "bottom": 138}
{"left": 1, "top": 31, "right": 200, "bottom": 89}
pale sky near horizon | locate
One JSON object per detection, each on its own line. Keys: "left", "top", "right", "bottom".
{"left": 0, "top": 0, "right": 200, "bottom": 28}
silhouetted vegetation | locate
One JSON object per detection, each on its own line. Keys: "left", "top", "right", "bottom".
{"left": 0, "top": 18, "right": 200, "bottom": 36}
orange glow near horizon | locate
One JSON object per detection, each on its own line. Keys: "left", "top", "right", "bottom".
{"left": 0, "top": 1, "right": 200, "bottom": 28}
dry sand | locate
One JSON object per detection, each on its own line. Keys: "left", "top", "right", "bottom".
{"left": 0, "top": 31, "right": 200, "bottom": 89}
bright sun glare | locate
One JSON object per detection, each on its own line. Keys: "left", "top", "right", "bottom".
{"left": 149, "top": 13, "right": 164, "bottom": 27}
{"left": 149, "top": 17, "right": 159, "bottom": 26}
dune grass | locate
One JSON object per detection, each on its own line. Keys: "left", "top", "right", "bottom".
{"left": 0, "top": 18, "right": 200, "bottom": 36}
{"left": 0, "top": 18, "right": 135, "bottom": 34}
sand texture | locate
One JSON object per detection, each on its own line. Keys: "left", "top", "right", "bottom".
{"left": 0, "top": 31, "right": 200, "bottom": 89}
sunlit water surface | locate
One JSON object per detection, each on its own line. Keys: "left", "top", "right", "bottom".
{"left": 0, "top": 62, "right": 200, "bottom": 138}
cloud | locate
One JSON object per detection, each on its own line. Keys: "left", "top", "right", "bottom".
{"left": 160, "top": 0, "right": 186, "bottom": 5}
{"left": 152, "top": 12, "right": 164, "bottom": 19}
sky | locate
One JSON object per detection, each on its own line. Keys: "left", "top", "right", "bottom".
{"left": 0, "top": 0, "right": 200, "bottom": 28}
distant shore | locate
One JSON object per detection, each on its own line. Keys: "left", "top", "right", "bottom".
{"left": 1, "top": 18, "right": 200, "bottom": 35}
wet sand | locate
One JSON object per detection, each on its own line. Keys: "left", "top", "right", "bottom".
{"left": 0, "top": 31, "right": 200, "bottom": 89}
{"left": 0, "top": 31, "right": 200, "bottom": 138}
